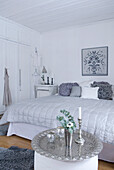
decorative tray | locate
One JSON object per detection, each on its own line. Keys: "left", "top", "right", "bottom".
{"left": 31, "top": 129, "right": 103, "bottom": 162}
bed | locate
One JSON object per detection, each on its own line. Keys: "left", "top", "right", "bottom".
{"left": 1, "top": 95, "right": 114, "bottom": 162}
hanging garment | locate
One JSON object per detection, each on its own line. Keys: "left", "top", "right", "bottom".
{"left": 3, "top": 68, "right": 12, "bottom": 106}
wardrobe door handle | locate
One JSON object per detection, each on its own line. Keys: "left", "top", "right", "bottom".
{"left": 19, "top": 69, "right": 21, "bottom": 91}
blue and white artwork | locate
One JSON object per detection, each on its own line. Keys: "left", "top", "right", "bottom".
{"left": 82, "top": 46, "right": 108, "bottom": 76}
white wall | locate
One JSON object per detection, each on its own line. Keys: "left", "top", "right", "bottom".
{"left": 0, "top": 16, "right": 40, "bottom": 111}
{"left": 1, "top": 16, "right": 114, "bottom": 111}
{"left": 41, "top": 20, "right": 114, "bottom": 85}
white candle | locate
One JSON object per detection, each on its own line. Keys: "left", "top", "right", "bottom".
{"left": 79, "top": 107, "right": 82, "bottom": 119}
{"left": 51, "top": 73, "right": 54, "bottom": 79}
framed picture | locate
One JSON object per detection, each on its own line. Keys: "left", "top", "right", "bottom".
{"left": 82, "top": 46, "right": 108, "bottom": 76}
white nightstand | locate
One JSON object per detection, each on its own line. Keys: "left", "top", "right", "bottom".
{"left": 34, "top": 85, "right": 58, "bottom": 98}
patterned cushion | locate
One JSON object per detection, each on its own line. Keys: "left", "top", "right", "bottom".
{"left": 91, "top": 81, "right": 113, "bottom": 100}
{"left": 59, "top": 83, "right": 79, "bottom": 96}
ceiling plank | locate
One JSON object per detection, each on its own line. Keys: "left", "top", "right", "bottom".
{"left": 0, "top": 0, "right": 113, "bottom": 32}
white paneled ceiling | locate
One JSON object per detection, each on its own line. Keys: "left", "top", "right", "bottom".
{"left": 0, "top": 0, "right": 114, "bottom": 32}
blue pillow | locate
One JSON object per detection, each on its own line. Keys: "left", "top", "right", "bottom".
{"left": 59, "top": 83, "right": 79, "bottom": 96}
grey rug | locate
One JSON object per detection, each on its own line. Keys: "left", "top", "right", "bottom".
{"left": 0, "top": 124, "right": 9, "bottom": 136}
{"left": 0, "top": 146, "right": 34, "bottom": 170}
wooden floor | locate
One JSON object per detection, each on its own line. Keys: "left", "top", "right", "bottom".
{"left": 0, "top": 135, "right": 113, "bottom": 170}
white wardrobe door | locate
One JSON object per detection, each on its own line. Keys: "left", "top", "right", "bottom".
{"left": 0, "top": 40, "right": 6, "bottom": 108}
{"left": 0, "top": 19, "right": 6, "bottom": 37}
{"left": 6, "top": 41, "right": 18, "bottom": 103}
{"left": 18, "top": 45, "right": 31, "bottom": 101}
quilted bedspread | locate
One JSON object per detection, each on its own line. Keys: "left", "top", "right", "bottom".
{"left": 1, "top": 95, "right": 114, "bottom": 144}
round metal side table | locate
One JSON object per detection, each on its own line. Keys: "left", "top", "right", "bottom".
{"left": 32, "top": 129, "right": 103, "bottom": 170}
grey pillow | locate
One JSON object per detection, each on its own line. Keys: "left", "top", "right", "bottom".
{"left": 91, "top": 81, "right": 113, "bottom": 100}
{"left": 59, "top": 83, "right": 79, "bottom": 96}
{"left": 70, "top": 86, "right": 81, "bottom": 97}
{"left": 111, "top": 85, "right": 114, "bottom": 96}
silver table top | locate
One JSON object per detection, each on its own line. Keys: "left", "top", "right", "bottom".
{"left": 31, "top": 129, "right": 103, "bottom": 162}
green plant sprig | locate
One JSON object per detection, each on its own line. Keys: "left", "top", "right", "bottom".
{"left": 56, "top": 110, "right": 76, "bottom": 134}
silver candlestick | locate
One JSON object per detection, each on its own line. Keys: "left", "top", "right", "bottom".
{"left": 75, "top": 118, "right": 85, "bottom": 145}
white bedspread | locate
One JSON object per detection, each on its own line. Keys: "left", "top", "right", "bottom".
{"left": 1, "top": 96, "right": 114, "bottom": 144}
